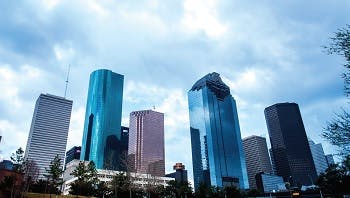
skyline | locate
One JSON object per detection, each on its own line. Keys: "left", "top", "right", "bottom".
{"left": 0, "top": 0, "right": 350, "bottom": 185}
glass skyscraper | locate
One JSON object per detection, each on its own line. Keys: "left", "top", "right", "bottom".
{"left": 24, "top": 94, "right": 72, "bottom": 179}
{"left": 128, "top": 110, "right": 165, "bottom": 176}
{"left": 188, "top": 72, "right": 248, "bottom": 190}
{"left": 80, "top": 69, "right": 124, "bottom": 170}
{"left": 264, "top": 103, "right": 317, "bottom": 186}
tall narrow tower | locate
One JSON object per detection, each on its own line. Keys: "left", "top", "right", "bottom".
{"left": 80, "top": 69, "right": 124, "bottom": 170}
{"left": 25, "top": 94, "right": 73, "bottom": 179}
{"left": 264, "top": 103, "right": 317, "bottom": 186}
{"left": 128, "top": 110, "right": 165, "bottom": 176}
{"left": 188, "top": 72, "right": 248, "bottom": 190}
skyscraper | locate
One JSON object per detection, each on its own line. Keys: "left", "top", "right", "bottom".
{"left": 188, "top": 72, "right": 248, "bottom": 190}
{"left": 264, "top": 103, "right": 317, "bottom": 186}
{"left": 308, "top": 139, "right": 328, "bottom": 175}
{"left": 24, "top": 94, "right": 72, "bottom": 179}
{"left": 128, "top": 110, "right": 165, "bottom": 177}
{"left": 243, "top": 135, "right": 273, "bottom": 189}
{"left": 80, "top": 69, "right": 124, "bottom": 170}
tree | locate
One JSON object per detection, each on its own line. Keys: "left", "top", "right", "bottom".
{"left": 317, "top": 164, "right": 345, "bottom": 197}
{"left": 29, "top": 179, "right": 49, "bottom": 194}
{"left": 323, "top": 24, "right": 350, "bottom": 156}
{"left": 165, "top": 180, "right": 193, "bottom": 198}
{"left": 223, "top": 186, "right": 241, "bottom": 198}
{"left": 44, "top": 155, "right": 64, "bottom": 194}
{"left": 22, "top": 160, "right": 39, "bottom": 194}
{"left": 0, "top": 175, "right": 15, "bottom": 197}
{"left": 110, "top": 172, "right": 131, "bottom": 198}
{"left": 10, "top": 147, "right": 25, "bottom": 173}
{"left": 69, "top": 161, "right": 99, "bottom": 196}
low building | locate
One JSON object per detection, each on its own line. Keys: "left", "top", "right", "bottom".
{"left": 165, "top": 163, "right": 188, "bottom": 183}
{"left": 62, "top": 160, "right": 174, "bottom": 195}
{"left": 65, "top": 146, "right": 81, "bottom": 167}
{"left": 0, "top": 160, "right": 13, "bottom": 170}
{"left": 255, "top": 172, "right": 286, "bottom": 193}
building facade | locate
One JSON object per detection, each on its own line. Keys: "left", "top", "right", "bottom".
{"left": 188, "top": 72, "right": 248, "bottom": 190}
{"left": 269, "top": 148, "right": 277, "bottom": 175}
{"left": 255, "top": 172, "right": 286, "bottom": 193}
{"left": 325, "top": 154, "right": 335, "bottom": 167}
{"left": 0, "top": 160, "right": 13, "bottom": 170}
{"left": 308, "top": 140, "right": 328, "bottom": 175}
{"left": 65, "top": 146, "right": 81, "bottom": 167}
{"left": 24, "top": 94, "right": 72, "bottom": 179}
{"left": 243, "top": 135, "right": 273, "bottom": 190}
{"left": 128, "top": 110, "right": 165, "bottom": 176}
{"left": 165, "top": 163, "right": 188, "bottom": 183}
{"left": 80, "top": 69, "right": 124, "bottom": 170}
{"left": 264, "top": 103, "right": 317, "bottom": 186}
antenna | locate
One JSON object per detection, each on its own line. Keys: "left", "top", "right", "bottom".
{"left": 64, "top": 64, "right": 71, "bottom": 98}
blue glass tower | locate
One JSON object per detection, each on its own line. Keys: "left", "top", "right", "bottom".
{"left": 188, "top": 72, "right": 248, "bottom": 190}
{"left": 80, "top": 69, "right": 124, "bottom": 170}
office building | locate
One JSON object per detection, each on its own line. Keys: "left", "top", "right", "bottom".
{"left": 188, "top": 72, "right": 248, "bottom": 190}
{"left": 243, "top": 135, "right": 273, "bottom": 189}
{"left": 24, "top": 94, "right": 73, "bottom": 179}
{"left": 264, "top": 103, "right": 317, "bottom": 186}
{"left": 255, "top": 172, "right": 286, "bottom": 193}
{"left": 65, "top": 146, "right": 81, "bottom": 167}
{"left": 80, "top": 69, "right": 124, "bottom": 170}
{"left": 165, "top": 163, "right": 188, "bottom": 183}
{"left": 128, "top": 110, "right": 165, "bottom": 176}
{"left": 325, "top": 154, "right": 335, "bottom": 167}
{"left": 308, "top": 140, "right": 328, "bottom": 175}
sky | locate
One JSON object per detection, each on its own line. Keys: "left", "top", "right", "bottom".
{"left": 0, "top": 0, "right": 349, "bottom": 184}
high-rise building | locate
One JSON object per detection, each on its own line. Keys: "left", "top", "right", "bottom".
{"left": 80, "top": 69, "right": 124, "bottom": 170}
{"left": 325, "top": 154, "right": 335, "bottom": 167}
{"left": 308, "top": 139, "right": 328, "bottom": 175}
{"left": 24, "top": 94, "right": 72, "bottom": 179}
{"left": 243, "top": 135, "right": 273, "bottom": 189}
{"left": 65, "top": 146, "right": 81, "bottom": 167}
{"left": 128, "top": 110, "right": 165, "bottom": 176}
{"left": 188, "top": 72, "right": 248, "bottom": 190}
{"left": 165, "top": 163, "right": 188, "bottom": 183}
{"left": 264, "top": 103, "right": 317, "bottom": 186}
